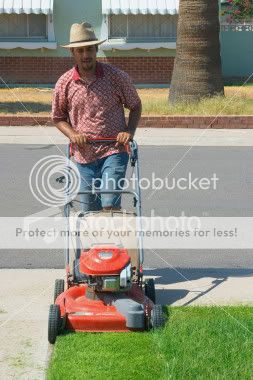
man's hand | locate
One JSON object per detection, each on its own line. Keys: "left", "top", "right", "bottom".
{"left": 70, "top": 132, "right": 87, "bottom": 148}
{"left": 115, "top": 132, "right": 133, "bottom": 147}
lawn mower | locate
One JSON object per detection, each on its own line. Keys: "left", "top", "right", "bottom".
{"left": 48, "top": 138, "right": 165, "bottom": 344}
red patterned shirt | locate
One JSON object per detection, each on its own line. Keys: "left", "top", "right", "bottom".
{"left": 52, "top": 62, "right": 141, "bottom": 164}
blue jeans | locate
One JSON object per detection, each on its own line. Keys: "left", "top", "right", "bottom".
{"left": 76, "top": 152, "right": 129, "bottom": 212}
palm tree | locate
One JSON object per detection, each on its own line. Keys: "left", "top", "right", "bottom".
{"left": 169, "top": 0, "right": 224, "bottom": 103}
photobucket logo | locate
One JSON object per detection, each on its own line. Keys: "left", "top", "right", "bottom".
{"left": 92, "top": 172, "right": 219, "bottom": 191}
{"left": 29, "top": 155, "right": 80, "bottom": 207}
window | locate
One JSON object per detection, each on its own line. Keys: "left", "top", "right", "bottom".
{"left": 0, "top": 0, "right": 55, "bottom": 48}
{"left": 0, "top": 14, "right": 47, "bottom": 40}
{"left": 108, "top": 14, "right": 178, "bottom": 42}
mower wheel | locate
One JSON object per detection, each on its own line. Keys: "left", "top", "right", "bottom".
{"left": 151, "top": 304, "right": 165, "bottom": 329}
{"left": 54, "top": 279, "right": 64, "bottom": 302}
{"left": 144, "top": 278, "right": 156, "bottom": 304}
{"left": 48, "top": 304, "right": 60, "bottom": 344}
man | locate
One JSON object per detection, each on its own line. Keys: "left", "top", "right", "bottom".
{"left": 52, "top": 22, "right": 142, "bottom": 212}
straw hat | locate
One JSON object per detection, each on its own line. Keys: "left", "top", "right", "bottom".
{"left": 61, "top": 22, "right": 106, "bottom": 48}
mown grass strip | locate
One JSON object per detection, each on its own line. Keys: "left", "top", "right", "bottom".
{"left": 47, "top": 306, "right": 253, "bottom": 380}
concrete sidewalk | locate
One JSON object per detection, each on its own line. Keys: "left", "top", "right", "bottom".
{"left": 0, "top": 127, "right": 253, "bottom": 146}
{"left": 0, "top": 269, "right": 253, "bottom": 379}
{"left": 0, "top": 269, "right": 64, "bottom": 380}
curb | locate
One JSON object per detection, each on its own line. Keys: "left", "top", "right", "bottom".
{"left": 0, "top": 115, "right": 253, "bottom": 128}
{"left": 45, "top": 344, "right": 53, "bottom": 376}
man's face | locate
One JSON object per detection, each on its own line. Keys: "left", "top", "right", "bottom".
{"left": 72, "top": 45, "right": 97, "bottom": 72}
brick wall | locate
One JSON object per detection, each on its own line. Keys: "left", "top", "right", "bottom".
{"left": 0, "top": 115, "right": 252, "bottom": 128}
{"left": 100, "top": 57, "right": 174, "bottom": 84}
{"left": 0, "top": 56, "right": 175, "bottom": 85}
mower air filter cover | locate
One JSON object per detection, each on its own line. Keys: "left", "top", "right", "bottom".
{"left": 79, "top": 246, "right": 131, "bottom": 275}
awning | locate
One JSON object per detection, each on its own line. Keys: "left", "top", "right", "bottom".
{"left": 0, "top": 0, "right": 54, "bottom": 14}
{"left": 102, "top": 0, "right": 179, "bottom": 15}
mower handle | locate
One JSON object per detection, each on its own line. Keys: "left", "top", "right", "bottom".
{"left": 68, "top": 137, "right": 134, "bottom": 158}
{"left": 88, "top": 137, "right": 125, "bottom": 143}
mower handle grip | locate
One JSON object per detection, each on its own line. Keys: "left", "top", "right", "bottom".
{"left": 88, "top": 137, "right": 120, "bottom": 143}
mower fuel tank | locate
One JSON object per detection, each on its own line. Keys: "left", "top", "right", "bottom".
{"left": 80, "top": 246, "right": 131, "bottom": 276}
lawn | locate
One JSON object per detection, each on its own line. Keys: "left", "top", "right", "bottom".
{"left": 0, "top": 87, "right": 253, "bottom": 116}
{"left": 47, "top": 306, "right": 253, "bottom": 380}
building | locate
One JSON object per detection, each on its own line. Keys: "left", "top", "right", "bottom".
{"left": 0, "top": 0, "right": 252, "bottom": 86}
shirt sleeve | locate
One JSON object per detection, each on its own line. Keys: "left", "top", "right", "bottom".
{"left": 51, "top": 78, "right": 69, "bottom": 123}
{"left": 116, "top": 71, "right": 142, "bottom": 110}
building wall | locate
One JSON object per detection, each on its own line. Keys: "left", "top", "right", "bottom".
{"left": 0, "top": 0, "right": 102, "bottom": 57}
{"left": 220, "top": 31, "right": 253, "bottom": 79}
{"left": 0, "top": 0, "right": 172, "bottom": 59}
{"left": 0, "top": 0, "right": 252, "bottom": 84}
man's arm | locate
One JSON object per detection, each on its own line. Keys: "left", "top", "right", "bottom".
{"left": 127, "top": 102, "right": 142, "bottom": 136}
{"left": 55, "top": 121, "right": 87, "bottom": 148}
{"left": 52, "top": 79, "right": 87, "bottom": 148}
{"left": 116, "top": 102, "right": 142, "bottom": 146}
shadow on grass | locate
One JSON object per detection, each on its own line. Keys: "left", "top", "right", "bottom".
{"left": 0, "top": 102, "right": 51, "bottom": 114}
{"left": 59, "top": 329, "right": 75, "bottom": 337}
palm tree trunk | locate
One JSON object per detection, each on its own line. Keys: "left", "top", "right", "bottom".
{"left": 169, "top": 0, "right": 224, "bottom": 104}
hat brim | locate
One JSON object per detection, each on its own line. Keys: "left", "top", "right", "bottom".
{"left": 61, "top": 39, "right": 106, "bottom": 49}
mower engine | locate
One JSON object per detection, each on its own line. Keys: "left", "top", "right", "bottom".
{"left": 79, "top": 245, "right": 132, "bottom": 292}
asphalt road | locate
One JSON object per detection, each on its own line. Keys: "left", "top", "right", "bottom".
{"left": 0, "top": 144, "right": 253, "bottom": 270}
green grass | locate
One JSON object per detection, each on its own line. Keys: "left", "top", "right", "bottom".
{"left": 47, "top": 307, "right": 253, "bottom": 380}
